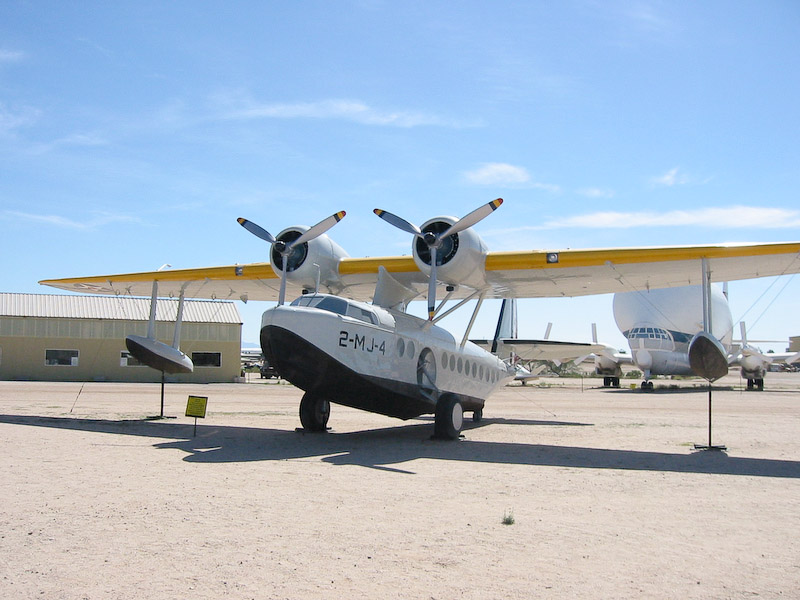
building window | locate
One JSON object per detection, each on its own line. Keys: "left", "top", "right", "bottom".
{"left": 192, "top": 352, "right": 221, "bottom": 367}
{"left": 120, "top": 351, "right": 146, "bottom": 367}
{"left": 45, "top": 349, "right": 79, "bottom": 366}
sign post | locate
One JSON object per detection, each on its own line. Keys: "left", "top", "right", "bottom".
{"left": 185, "top": 395, "right": 208, "bottom": 437}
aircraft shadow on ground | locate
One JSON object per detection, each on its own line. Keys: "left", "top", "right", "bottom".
{"left": 1, "top": 413, "right": 798, "bottom": 479}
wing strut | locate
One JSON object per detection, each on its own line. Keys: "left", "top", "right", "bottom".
{"left": 171, "top": 284, "right": 188, "bottom": 349}
{"left": 146, "top": 281, "right": 158, "bottom": 340}
{"left": 461, "top": 292, "right": 486, "bottom": 348}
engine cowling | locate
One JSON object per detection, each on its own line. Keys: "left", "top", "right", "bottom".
{"left": 412, "top": 216, "right": 489, "bottom": 290}
{"left": 271, "top": 227, "right": 350, "bottom": 294}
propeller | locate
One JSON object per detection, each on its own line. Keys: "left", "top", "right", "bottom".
{"left": 374, "top": 198, "right": 503, "bottom": 319}
{"left": 237, "top": 211, "right": 346, "bottom": 305}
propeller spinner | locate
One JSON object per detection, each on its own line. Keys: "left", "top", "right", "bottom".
{"left": 237, "top": 211, "right": 346, "bottom": 305}
{"left": 374, "top": 198, "right": 503, "bottom": 319}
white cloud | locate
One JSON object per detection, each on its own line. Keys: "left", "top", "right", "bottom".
{"left": 543, "top": 206, "right": 800, "bottom": 229}
{"left": 463, "top": 163, "right": 560, "bottom": 191}
{"left": 624, "top": 3, "right": 673, "bottom": 33}
{"left": 29, "top": 132, "right": 109, "bottom": 154}
{"left": 651, "top": 167, "right": 711, "bottom": 187}
{"left": 0, "top": 103, "right": 39, "bottom": 133}
{"left": 531, "top": 182, "right": 562, "bottom": 193}
{"left": 465, "top": 163, "right": 529, "bottom": 185}
{"left": 652, "top": 167, "right": 684, "bottom": 186}
{"left": 220, "top": 97, "right": 460, "bottom": 128}
{"left": 4, "top": 210, "right": 140, "bottom": 230}
{"left": 577, "top": 187, "right": 615, "bottom": 199}
{"left": 0, "top": 49, "right": 25, "bottom": 63}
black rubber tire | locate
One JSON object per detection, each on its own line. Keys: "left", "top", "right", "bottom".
{"left": 472, "top": 408, "right": 483, "bottom": 423}
{"left": 434, "top": 393, "right": 463, "bottom": 440}
{"left": 299, "top": 393, "right": 330, "bottom": 432}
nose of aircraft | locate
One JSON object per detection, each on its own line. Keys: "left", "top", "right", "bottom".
{"left": 635, "top": 349, "right": 653, "bottom": 370}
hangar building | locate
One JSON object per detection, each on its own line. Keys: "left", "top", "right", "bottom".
{"left": 0, "top": 293, "right": 242, "bottom": 383}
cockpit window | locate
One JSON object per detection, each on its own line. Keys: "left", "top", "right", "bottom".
{"left": 290, "top": 295, "right": 347, "bottom": 315}
{"left": 628, "top": 327, "right": 670, "bottom": 340}
{"left": 291, "top": 296, "right": 319, "bottom": 308}
{"left": 314, "top": 296, "right": 348, "bottom": 316}
{"left": 290, "top": 295, "right": 376, "bottom": 324}
{"left": 346, "top": 305, "right": 378, "bottom": 325}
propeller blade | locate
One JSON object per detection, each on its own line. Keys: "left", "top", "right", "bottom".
{"left": 239, "top": 212, "right": 345, "bottom": 306}
{"left": 373, "top": 208, "right": 423, "bottom": 237}
{"left": 427, "top": 245, "right": 438, "bottom": 320}
{"left": 237, "top": 217, "right": 276, "bottom": 244}
{"left": 278, "top": 254, "right": 289, "bottom": 306}
{"left": 441, "top": 198, "right": 503, "bottom": 238}
{"left": 290, "top": 210, "right": 347, "bottom": 248}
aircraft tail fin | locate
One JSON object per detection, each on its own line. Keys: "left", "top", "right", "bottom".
{"left": 491, "top": 299, "right": 518, "bottom": 353}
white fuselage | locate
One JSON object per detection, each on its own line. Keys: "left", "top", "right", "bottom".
{"left": 612, "top": 285, "right": 733, "bottom": 378}
{"left": 260, "top": 294, "right": 513, "bottom": 420}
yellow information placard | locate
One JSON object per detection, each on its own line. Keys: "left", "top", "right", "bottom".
{"left": 186, "top": 395, "right": 208, "bottom": 418}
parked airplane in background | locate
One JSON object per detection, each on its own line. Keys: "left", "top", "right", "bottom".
{"left": 471, "top": 298, "right": 604, "bottom": 382}
{"left": 40, "top": 199, "right": 800, "bottom": 436}
{"left": 592, "top": 285, "right": 800, "bottom": 390}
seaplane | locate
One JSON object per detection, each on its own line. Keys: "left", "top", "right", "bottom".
{"left": 40, "top": 199, "right": 800, "bottom": 438}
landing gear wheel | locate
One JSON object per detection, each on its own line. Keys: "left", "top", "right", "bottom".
{"left": 642, "top": 380, "right": 654, "bottom": 390}
{"left": 472, "top": 408, "right": 483, "bottom": 423}
{"left": 756, "top": 378, "right": 764, "bottom": 391}
{"left": 299, "top": 393, "right": 330, "bottom": 432}
{"left": 612, "top": 377, "right": 621, "bottom": 388}
{"left": 434, "top": 393, "right": 463, "bottom": 440}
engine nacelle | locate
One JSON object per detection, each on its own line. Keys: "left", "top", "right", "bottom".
{"left": 412, "top": 217, "right": 489, "bottom": 289}
{"left": 271, "top": 227, "right": 350, "bottom": 294}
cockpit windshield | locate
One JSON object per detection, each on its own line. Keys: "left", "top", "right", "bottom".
{"left": 626, "top": 326, "right": 674, "bottom": 350}
{"left": 290, "top": 295, "right": 379, "bottom": 325}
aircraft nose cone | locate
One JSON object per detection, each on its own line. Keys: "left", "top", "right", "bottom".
{"left": 740, "top": 354, "right": 760, "bottom": 371}
{"left": 635, "top": 349, "right": 653, "bottom": 370}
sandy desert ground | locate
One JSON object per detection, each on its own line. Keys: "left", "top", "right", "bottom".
{"left": 1, "top": 373, "right": 799, "bottom": 599}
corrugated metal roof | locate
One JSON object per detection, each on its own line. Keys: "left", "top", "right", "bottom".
{"left": 0, "top": 293, "right": 241, "bottom": 324}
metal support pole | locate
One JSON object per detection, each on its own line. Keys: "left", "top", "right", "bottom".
{"left": 160, "top": 370, "right": 165, "bottom": 419}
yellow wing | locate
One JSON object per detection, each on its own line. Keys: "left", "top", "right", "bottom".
{"left": 40, "top": 241, "right": 800, "bottom": 301}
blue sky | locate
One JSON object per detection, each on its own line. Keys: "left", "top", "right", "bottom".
{"left": 2, "top": 1, "right": 799, "bottom": 351}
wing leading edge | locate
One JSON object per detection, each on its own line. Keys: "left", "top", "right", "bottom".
{"left": 40, "top": 241, "right": 800, "bottom": 302}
